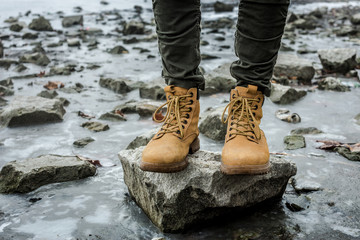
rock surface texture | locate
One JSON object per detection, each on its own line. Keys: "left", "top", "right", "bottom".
{"left": 0, "top": 96, "right": 65, "bottom": 127}
{"left": 0, "top": 155, "right": 96, "bottom": 193}
{"left": 317, "top": 48, "right": 357, "bottom": 74}
{"left": 274, "top": 54, "right": 315, "bottom": 84}
{"left": 118, "top": 147, "right": 297, "bottom": 232}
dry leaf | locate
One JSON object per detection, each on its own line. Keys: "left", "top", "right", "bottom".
{"left": 115, "top": 109, "right": 124, "bottom": 117}
{"left": 76, "top": 155, "right": 102, "bottom": 167}
{"left": 37, "top": 71, "right": 45, "bottom": 77}
{"left": 153, "top": 112, "right": 164, "bottom": 121}
{"left": 78, "top": 111, "right": 95, "bottom": 119}
{"left": 44, "top": 81, "right": 64, "bottom": 90}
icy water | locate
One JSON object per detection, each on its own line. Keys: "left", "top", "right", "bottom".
{"left": 0, "top": 0, "right": 360, "bottom": 239}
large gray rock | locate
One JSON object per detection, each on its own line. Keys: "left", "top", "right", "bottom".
{"left": 119, "top": 147, "right": 297, "bottom": 232}
{"left": 317, "top": 48, "right": 357, "bottom": 74}
{"left": 202, "top": 62, "right": 236, "bottom": 95}
{"left": 0, "top": 96, "right": 65, "bottom": 127}
{"left": 269, "top": 84, "right": 307, "bottom": 104}
{"left": 99, "top": 77, "right": 131, "bottom": 94}
{"left": 0, "top": 155, "right": 96, "bottom": 193}
{"left": 274, "top": 54, "right": 315, "bottom": 84}
{"left": 62, "top": 15, "right": 83, "bottom": 27}
{"left": 28, "top": 16, "right": 53, "bottom": 31}
{"left": 199, "top": 107, "right": 227, "bottom": 141}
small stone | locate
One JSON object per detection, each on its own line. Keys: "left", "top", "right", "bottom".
{"left": 0, "top": 41, "right": 3, "bottom": 58}
{"left": 317, "top": 77, "right": 350, "bottom": 92}
{"left": 201, "top": 76, "right": 236, "bottom": 96}
{"left": 292, "top": 17, "right": 317, "bottom": 30}
{"left": 335, "top": 147, "right": 360, "bottom": 162}
{"left": 62, "top": 15, "right": 83, "bottom": 27}
{"left": 126, "top": 128, "right": 158, "bottom": 150}
{"left": 285, "top": 195, "right": 310, "bottom": 212}
{"left": 37, "top": 90, "right": 58, "bottom": 99}
{"left": 99, "top": 112, "right": 126, "bottom": 122}
{"left": 0, "top": 86, "right": 14, "bottom": 97}
{"left": 284, "top": 135, "right": 306, "bottom": 150}
{"left": 22, "top": 32, "right": 38, "bottom": 39}
{"left": 139, "top": 85, "right": 166, "bottom": 100}
{"left": 19, "top": 52, "right": 50, "bottom": 66}
{"left": 14, "top": 64, "right": 27, "bottom": 72}
{"left": 355, "top": 113, "right": 360, "bottom": 125}
{"left": 99, "top": 78, "right": 131, "bottom": 94}
{"left": 67, "top": 38, "right": 80, "bottom": 47}
{"left": 214, "top": 1, "right": 233, "bottom": 12}
{"left": 0, "top": 96, "right": 65, "bottom": 127}
{"left": 81, "top": 121, "right": 109, "bottom": 132}
{"left": 291, "top": 178, "right": 322, "bottom": 193}
{"left": 109, "top": 46, "right": 129, "bottom": 54}
{"left": 123, "top": 21, "right": 145, "bottom": 35}
{"left": 0, "top": 154, "right": 96, "bottom": 193}
{"left": 114, "top": 100, "right": 161, "bottom": 117}
{"left": 10, "top": 23, "right": 23, "bottom": 32}
{"left": 28, "top": 16, "right": 53, "bottom": 31}
{"left": 73, "top": 137, "right": 95, "bottom": 148}
{"left": 0, "top": 97, "right": 7, "bottom": 108}
{"left": 350, "top": 13, "right": 360, "bottom": 25}
{"left": 118, "top": 147, "right": 297, "bottom": 232}
{"left": 318, "top": 48, "right": 357, "bottom": 74}
{"left": 275, "top": 109, "right": 301, "bottom": 123}
{"left": 270, "top": 84, "right": 307, "bottom": 104}
{"left": 274, "top": 54, "right": 315, "bottom": 84}
{"left": 201, "top": 54, "right": 220, "bottom": 60}
{"left": 199, "top": 107, "right": 227, "bottom": 141}
{"left": 291, "top": 127, "right": 322, "bottom": 135}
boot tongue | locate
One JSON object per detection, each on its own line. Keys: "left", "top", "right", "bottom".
{"left": 164, "top": 85, "right": 189, "bottom": 96}
{"left": 235, "top": 85, "right": 259, "bottom": 98}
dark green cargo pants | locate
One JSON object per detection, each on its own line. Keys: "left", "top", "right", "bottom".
{"left": 152, "top": 0, "right": 290, "bottom": 96}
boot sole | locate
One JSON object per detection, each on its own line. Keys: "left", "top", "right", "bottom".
{"left": 220, "top": 162, "right": 270, "bottom": 175}
{"left": 140, "top": 138, "right": 200, "bottom": 173}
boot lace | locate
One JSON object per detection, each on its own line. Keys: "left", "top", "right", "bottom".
{"left": 221, "top": 96, "right": 261, "bottom": 141}
{"left": 153, "top": 92, "right": 193, "bottom": 138}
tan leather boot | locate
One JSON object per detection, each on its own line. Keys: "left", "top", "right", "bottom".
{"left": 221, "top": 85, "right": 270, "bottom": 175}
{"left": 141, "top": 85, "right": 200, "bottom": 173}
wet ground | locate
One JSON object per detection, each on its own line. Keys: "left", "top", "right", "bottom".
{"left": 0, "top": 0, "right": 360, "bottom": 239}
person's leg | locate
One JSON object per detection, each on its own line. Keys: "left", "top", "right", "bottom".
{"left": 222, "top": 0, "right": 290, "bottom": 175}
{"left": 141, "top": 0, "right": 203, "bottom": 173}
{"left": 231, "top": 0, "right": 290, "bottom": 96}
{"left": 153, "top": 0, "right": 205, "bottom": 90}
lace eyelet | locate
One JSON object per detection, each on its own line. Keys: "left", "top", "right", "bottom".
{"left": 176, "top": 130, "right": 180, "bottom": 134}
{"left": 182, "top": 125, "right": 185, "bottom": 129}
{"left": 186, "top": 114, "right": 190, "bottom": 119}
{"left": 232, "top": 94, "right": 236, "bottom": 98}
{"left": 229, "top": 128, "right": 232, "bottom": 131}
{"left": 190, "top": 100, "right": 193, "bottom": 104}
{"left": 251, "top": 123, "right": 255, "bottom": 128}
{"left": 189, "top": 107, "right": 192, "bottom": 111}
{"left": 249, "top": 136, "right": 254, "bottom": 139}
{"left": 183, "top": 120, "right": 188, "bottom": 124}
{"left": 231, "top": 116, "right": 234, "bottom": 120}
{"left": 253, "top": 113, "right": 256, "bottom": 117}
{"left": 190, "top": 92, "right": 193, "bottom": 97}
{"left": 230, "top": 122, "right": 233, "bottom": 126}
{"left": 229, "top": 134, "right": 232, "bottom": 137}
{"left": 254, "top": 105, "right": 258, "bottom": 110}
